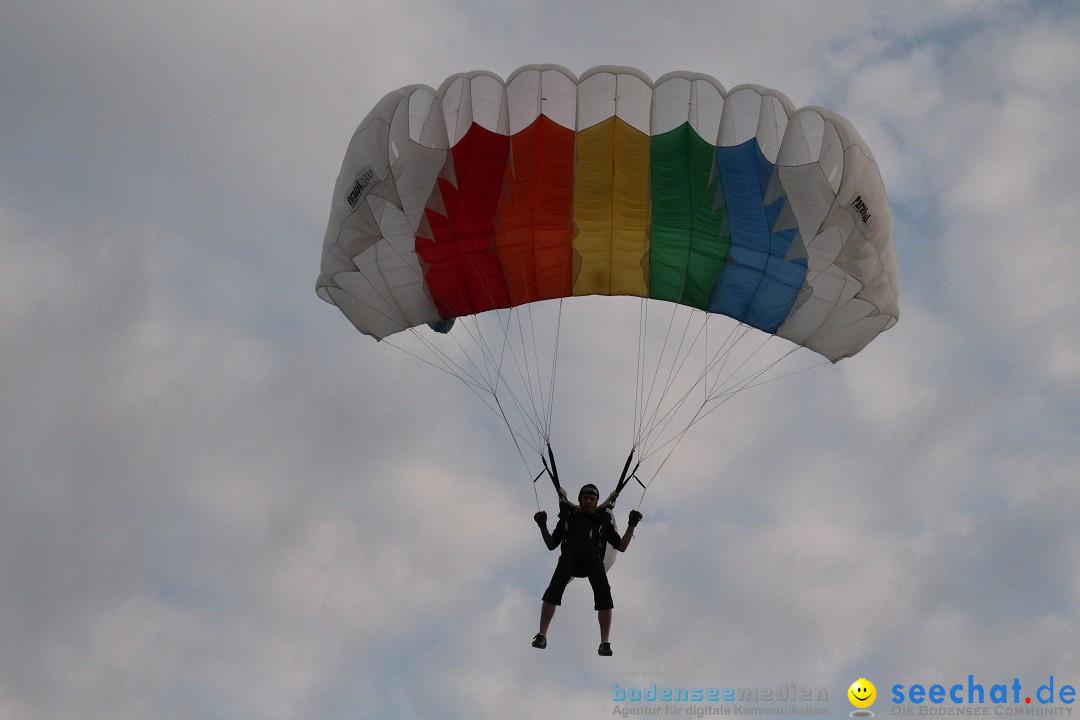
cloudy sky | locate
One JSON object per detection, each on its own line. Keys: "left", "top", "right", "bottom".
{"left": 4, "top": 1, "right": 1080, "bottom": 718}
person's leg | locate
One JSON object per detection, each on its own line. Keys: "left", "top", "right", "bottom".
{"left": 539, "top": 601, "right": 556, "bottom": 635}
{"left": 598, "top": 608, "right": 611, "bottom": 643}
{"left": 587, "top": 567, "right": 614, "bottom": 645}
{"left": 536, "top": 556, "right": 574, "bottom": 645}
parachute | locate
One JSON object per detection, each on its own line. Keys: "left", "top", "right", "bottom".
{"left": 317, "top": 65, "right": 898, "bottom": 502}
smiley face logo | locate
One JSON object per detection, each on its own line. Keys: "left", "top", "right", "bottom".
{"left": 848, "top": 678, "right": 876, "bottom": 709}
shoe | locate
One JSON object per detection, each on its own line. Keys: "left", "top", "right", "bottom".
{"left": 598, "top": 642, "right": 612, "bottom": 656}
{"left": 532, "top": 633, "right": 547, "bottom": 649}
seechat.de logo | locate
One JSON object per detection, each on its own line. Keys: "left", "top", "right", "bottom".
{"left": 848, "top": 678, "right": 876, "bottom": 717}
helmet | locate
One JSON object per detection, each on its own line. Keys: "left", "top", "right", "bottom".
{"left": 578, "top": 484, "right": 600, "bottom": 501}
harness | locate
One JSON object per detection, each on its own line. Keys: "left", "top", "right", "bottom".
{"left": 558, "top": 506, "right": 615, "bottom": 562}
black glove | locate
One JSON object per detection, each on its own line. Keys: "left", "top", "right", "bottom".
{"left": 534, "top": 510, "right": 547, "bottom": 526}
{"left": 628, "top": 510, "right": 642, "bottom": 527}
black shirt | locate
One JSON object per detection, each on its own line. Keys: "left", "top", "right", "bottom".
{"left": 551, "top": 504, "right": 621, "bottom": 562}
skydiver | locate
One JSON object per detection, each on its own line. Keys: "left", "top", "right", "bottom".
{"left": 531, "top": 483, "right": 642, "bottom": 656}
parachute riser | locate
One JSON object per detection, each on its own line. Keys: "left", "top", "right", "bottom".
{"left": 599, "top": 449, "right": 643, "bottom": 510}
{"left": 536, "top": 446, "right": 647, "bottom": 511}
{"left": 535, "top": 442, "right": 574, "bottom": 507}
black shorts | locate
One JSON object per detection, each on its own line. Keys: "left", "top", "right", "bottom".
{"left": 541, "top": 553, "right": 613, "bottom": 611}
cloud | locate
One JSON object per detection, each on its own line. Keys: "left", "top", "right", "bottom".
{"left": 3, "top": 1, "right": 1080, "bottom": 719}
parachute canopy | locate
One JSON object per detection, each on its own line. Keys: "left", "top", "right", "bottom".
{"left": 317, "top": 65, "right": 898, "bottom": 362}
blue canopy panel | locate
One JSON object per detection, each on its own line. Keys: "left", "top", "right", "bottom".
{"left": 708, "top": 140, "right": 807, "bottom": 334}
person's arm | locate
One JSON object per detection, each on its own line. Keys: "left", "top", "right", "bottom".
{"left": 534, "top": 511, "right": 561, "bottom": 550}
{"left": 617, "top": 510, "right": 642, "bottom": 552}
